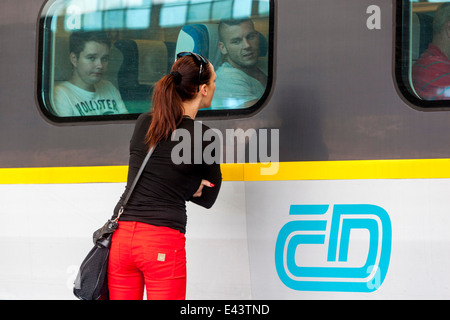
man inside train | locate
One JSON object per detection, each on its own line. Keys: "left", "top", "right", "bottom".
{"left": 211, "top": 17, "right": 267, "bottom": 109}
{"left": 53, "top": 31, "right": 128, "bottom": 116}
{"left": 412, "top": 3, "right": 450, "bottom": 100}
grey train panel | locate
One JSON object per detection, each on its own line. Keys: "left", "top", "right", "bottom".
{"left": 1, "top": 0, "right": 449, "bottom": 169}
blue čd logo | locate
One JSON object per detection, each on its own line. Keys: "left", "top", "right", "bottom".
{"left": 275, "top": 204, "right": 392, "bottom": 292}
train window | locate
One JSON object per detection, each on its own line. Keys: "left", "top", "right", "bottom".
{"left": 37, "top": 0, "right": 274, "bottom": 123}
{"left": 396, "top": 0, "right": 450, "bottom": 109}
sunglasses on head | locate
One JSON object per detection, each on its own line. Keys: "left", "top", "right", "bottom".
{"left": 176, "top": 51, "right": 210, "bottom": 91}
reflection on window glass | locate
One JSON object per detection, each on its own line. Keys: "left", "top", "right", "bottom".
{"left": 104, "top": 10, "right": 125, "bottom": 29}
{"left": 188, "top": 2, "right": 212, "bottom": 23}
{"left": 39, "top": 0, "right": 272, "bottom": 121}
{"left": 127, "top": 9, "right": 151, "bottom": 29}
{"left": 398, "top": 0, "right": 450, "bottom": 105}
{"left": 259, "top": 0, "right": 270, "bottom": 15}
{"left": 160, "top": 2, "right": 188, "bottom": 27}
{"left": 233, "top": 0, "right": 252, "bottom": 18}
{"left": 83, "top": 12, "right": 103, "bottom": 31}
{"left": 212, "top": 0, "right": 233, "bottom": 20}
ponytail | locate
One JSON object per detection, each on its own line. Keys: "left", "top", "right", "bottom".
{"left": 145, "top": 55, "right": 212, "bottom": 149}
{"left": 145, "top": 74, "right": 184, "bottom": 149}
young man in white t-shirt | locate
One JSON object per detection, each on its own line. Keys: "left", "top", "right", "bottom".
{"left": 212, "top": 18, "right": 267, "bottom": 110}
{"left": 53, "top": 31, "right": 128, "bottom": 117}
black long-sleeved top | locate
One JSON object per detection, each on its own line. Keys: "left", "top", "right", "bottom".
{"left": 113, "top": 113, "right": 222, "bottom": 233}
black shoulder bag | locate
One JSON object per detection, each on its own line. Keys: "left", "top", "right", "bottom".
{"left": 73, "top": 147, "right": 155, "bottom": 300}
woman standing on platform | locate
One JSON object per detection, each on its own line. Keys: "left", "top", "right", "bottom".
{"left": 107, "top": 52, "right": 222, "bottom": 300}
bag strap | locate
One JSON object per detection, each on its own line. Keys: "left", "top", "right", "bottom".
{"left": 114, "top": 145, "right": 156, "bottom": 222}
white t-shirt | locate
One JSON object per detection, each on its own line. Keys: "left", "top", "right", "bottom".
{"left": 53, "top": 80, "right": 128, "bottom": 116}
{"left": 211, "top": 62, "right": 266, "bottom": 110}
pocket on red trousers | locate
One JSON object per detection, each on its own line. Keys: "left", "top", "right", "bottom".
{"left": 144, "top": 246, "right": 186, "bottom": 280}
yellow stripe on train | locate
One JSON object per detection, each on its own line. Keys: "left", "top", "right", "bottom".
{"left": 1, "top": 159, "right": 450, "bottom": 184}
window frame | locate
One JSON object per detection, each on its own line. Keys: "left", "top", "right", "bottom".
{"left": 395, "top": 0, "right": 450, "bottom": 111}
{"left": 36, "top": 0, "right": 275, "bottom": 124}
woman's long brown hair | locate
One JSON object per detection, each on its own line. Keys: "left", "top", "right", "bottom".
{"left": 145, "top": 55, "right": 212, "bottom": 149}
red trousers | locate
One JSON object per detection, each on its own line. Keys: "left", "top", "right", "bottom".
{"left": 107, "top": 221, "right": 187, "bottom": 300}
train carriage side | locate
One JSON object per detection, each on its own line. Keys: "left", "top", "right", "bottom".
{"left": 1, "top": 0, "right": 450, "bottom": 299}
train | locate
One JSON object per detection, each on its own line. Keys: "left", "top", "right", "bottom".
{"left": 1, "top": 0, "right": 450, "bottom": 299}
